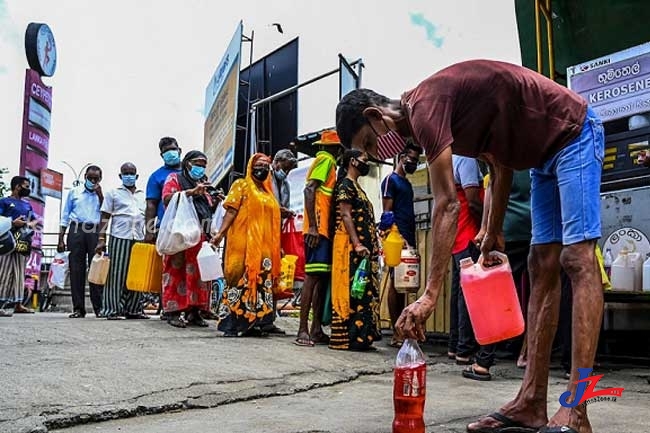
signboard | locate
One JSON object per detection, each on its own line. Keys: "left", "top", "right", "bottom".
{"left": 567, "top": 42, "right": 650, "bottom": 123}
{"left": 203, "top": 22, "right": 242, "bottom": 184}
{"left": 20, "top": 21, "right": 56, "bottom": 286}
{"left": 41, "top": 168, "right": 63, "bottom": 199}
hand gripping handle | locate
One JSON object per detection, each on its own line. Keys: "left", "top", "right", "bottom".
{"left": 477, "top": 251, "right": 509, "bottom": 271}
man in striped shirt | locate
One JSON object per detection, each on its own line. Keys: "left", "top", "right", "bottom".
{"left": 95, "top": 162, "right": 148, "bottom": 320}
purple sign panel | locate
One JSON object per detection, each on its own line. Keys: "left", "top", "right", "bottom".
{"left": 19, "top": 69, "right": 52, "bottom": 288}
{"left": 568, "top": 43, "right": 650, "bottom": 123}
{"left": 26, "top": 125, "right": 49, "bottom": 155}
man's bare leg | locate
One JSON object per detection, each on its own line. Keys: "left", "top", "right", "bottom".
{"left": 387, "top": 276, "right": 405, "bottom": 343}
{"left": 297, "top": 274, "right": 318, "bottom": 345}
{"left": 546, "top": 241, "right": 602, "bottom": 433}
{"left": 467, "top": 243, "right": 562, "bottom": 431}
{"left": 310, "top": 275, "right": 328, "bottom": 342}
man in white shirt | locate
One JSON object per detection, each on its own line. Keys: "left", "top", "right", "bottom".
{"left": 96, "top": 162, "right": 148, "bottom": 320}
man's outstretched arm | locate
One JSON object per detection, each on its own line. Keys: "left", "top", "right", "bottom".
{"left": 396, "top": 146, "right": 459, "bottom": 340}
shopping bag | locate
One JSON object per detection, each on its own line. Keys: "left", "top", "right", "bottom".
{"left": 322, "top": 279, "right": 332, "bottom": 326}
{"left": 595, "top": 244, "right": 612, "bottom": 290}
{"left": 275, "top": 255, "right": 297, "bottom": 300}
{"left": 48, "top": 252, "right": 69, "bottom": 289}
{"left": 210, "top": 203, "right": 226, "bottom": 237}
{"left": 12, "top": 227, "right": 34, "bottom": 256}
{"left": 156, "top": 192, "right": 202, "bottom": 255}
{"left": 281, "top": 216, "right": 305, "bottom": 281}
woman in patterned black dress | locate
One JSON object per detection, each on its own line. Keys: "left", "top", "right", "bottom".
{"left": 329, "top": 149, "right": 380, "bottom": 351}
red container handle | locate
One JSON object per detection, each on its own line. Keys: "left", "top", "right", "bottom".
{"left": 477, "top": 251, "right": 509, "bottom": 271}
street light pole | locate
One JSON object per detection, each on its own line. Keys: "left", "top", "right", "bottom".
{"left": 60, "top": 161, "right": 91, "bottom": 187}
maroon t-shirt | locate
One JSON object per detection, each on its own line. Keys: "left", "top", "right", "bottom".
{"left": 401, "top": 60, "right": 587, "bottom": 169}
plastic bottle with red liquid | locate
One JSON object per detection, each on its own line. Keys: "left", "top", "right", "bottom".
{"left": 393, "top": 338, "right": 426, "bottom": 433}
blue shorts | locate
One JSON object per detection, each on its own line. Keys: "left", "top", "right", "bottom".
{"left": 304, "top": 235, "right": 332, "bottom": 274}
{"left": 530, "top": 106, "right": 604, "bottom": 246}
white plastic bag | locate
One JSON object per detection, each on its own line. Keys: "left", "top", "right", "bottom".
{"left": 48, "top": 252, "right": 69, "bottom": 289}
{"left": 156, "top": 192, "right": 202, "bottom": 255}
{"left": 210, "top": 204, "right": 226, "bottom": 236}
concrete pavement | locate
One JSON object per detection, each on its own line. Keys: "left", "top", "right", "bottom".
{"left": 0, "top": 313, "right": 648, "bottom": 433}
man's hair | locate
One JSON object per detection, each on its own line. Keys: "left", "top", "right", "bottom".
{"left": 158, "top": 136, "right": 178, "bottom": 151}
{"left": 399, "top": 140, "right": 423, "bottom": 158}
{"left": 274, "top": 149, "right": 296, "bottom": 163}
{"left": 85, "top": 165, "right": 103, "bottom": 177}
{"left": 10, "top": 176, "right": 29, "bottom": 191}
{"left": 336, "top": 89, "right": 391, "bottom": 148}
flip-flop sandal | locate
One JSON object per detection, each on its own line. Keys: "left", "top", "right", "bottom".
{"left": 293, "top": 337, "right": 315, "bottom": 347}
{"left": 539, "top": 427, "right": 578, "bottom": 433}
{"left": 388, "top": 338, "right": 403, "bottom": 348}
{"left": 468, "top": 412, "right": 540, "bottom": 433}
{"left": 462, "top": 365, "right": 492, "bottom": 381}
{"left": 456, "top": 356, "right": 473, "bottom": 365}
{"left": 447, "top": 352, "right": 457, "bottom": 360}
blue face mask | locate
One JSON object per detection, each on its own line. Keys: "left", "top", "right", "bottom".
{"left": 274, "top": 169, "right": 287, "bottom": 181}
{"left": 85, "top": 179, "right": 96, "bottom": 191}
{"left": 162, "top": 150, "right": 181, "bottom": 166}
{"left": 188, "top": 164, "right": 205, "bottom": 180}
{"left": 121, "top": 174, "right": 137, "bottom": 187}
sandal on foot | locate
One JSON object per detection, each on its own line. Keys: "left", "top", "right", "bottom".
{"left": 462, "top": 365, "right": 492, "bottom": 381}
{"left": 187, "top": 315, "right": 209, "bottom": 327}
{"left": 467, "top": 412, "right": 541, "bottom": 433}
{"left": 294, "top": 336, "right": 314, "bottom": 347}
{"left": 243, "top": 328, "right": 268, "bottom": 337}
{"left": 389, "top": 337, "right": 403, "bottom": 348}
{"left": 539, "top": 427, "right": 578, "bottom": 433}
{"left": 167, "top": 316, "right": 186, "bottom": 328}
{"left": 447, "top": 352, "right": 457, "bottom": 360}
{"left": 456, "top": 356, "right": 473, "bottom": 365}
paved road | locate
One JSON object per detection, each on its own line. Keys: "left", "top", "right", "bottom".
{"left": 0, "top": 313, "right": 647, "bottom": 433}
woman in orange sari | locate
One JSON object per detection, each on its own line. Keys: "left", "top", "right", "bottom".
{"left": 211, "top": 153, "right": 281, "bottom": 337}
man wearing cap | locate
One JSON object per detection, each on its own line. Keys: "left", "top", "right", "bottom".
{"left": 296, "top": 130, "right": 342, "bottom": 347}
{"left": 335, "top": 60, "right": 604, "bottom": 433}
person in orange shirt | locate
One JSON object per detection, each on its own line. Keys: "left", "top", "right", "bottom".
{"left": 295, "top": 130, "right": 343, "bottom": 347}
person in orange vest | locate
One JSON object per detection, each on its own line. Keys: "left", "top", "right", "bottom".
{"left": 295, "top": 130, "right": 343, "bottom": 347}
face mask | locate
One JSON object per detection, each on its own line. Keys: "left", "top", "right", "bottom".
{"left": 18, "top": 187, "right": 30, "bottom": 197}
{"left": 188, "top": 164, "right": 205, "bottom": 180}
{"left": 355, "top": 159, "right": 370, "bottom": 176}
{"left": 372, "top": 117, "right": 407, "bottom": 161}
{"left": 85, "top": 179, "right": 96, "bottom": 191}
{"left": 252, "top": 167, "right": 270, "bottom": 182}
{"left": 274, "top": 169, "right": 287, "bottom": 181}
{"left": 162, "top": 149, "right": 181, "bottom": 166}
{"left": 404, "top": 161, "right": 418, "bottom": 174}
{"left": 121, "top": 174, "right": 137, "bottom": 187}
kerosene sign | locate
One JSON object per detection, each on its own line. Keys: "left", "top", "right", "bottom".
{"left": 567, "top": 42, "right": 650, "bottom": 123}
{"left": 19, "top": 23, "right": 57, "bottom": 289}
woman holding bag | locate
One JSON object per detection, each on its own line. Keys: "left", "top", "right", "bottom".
{"left": 329, "top": 150, "right": 380, "bottom": 351}
{"left": 211, "top": 153, "right": 281, "bottom": 337}
{"left": 161, "top": 150, "right": 214, "bottom": 328}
